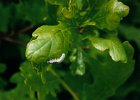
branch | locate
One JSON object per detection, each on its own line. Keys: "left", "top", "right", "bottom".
{"left": 47, "top": 66, "right": 80, "bottom": 100}
{"left": 1, "top": 37, "right": 26, "bottom": 45}
{"left": 16, "top": 25, "right": 34, "bottom": 35}
{"left": 0, "top": 24, "right": 34, "bottom": 45}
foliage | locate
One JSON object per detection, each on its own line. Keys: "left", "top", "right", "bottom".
{"left": 0, "top": 0, "right": 140, "bottom": 100}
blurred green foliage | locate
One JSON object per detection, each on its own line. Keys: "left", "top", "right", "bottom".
{"left": 0, "top": 0, "right": 140, "bottom": 100}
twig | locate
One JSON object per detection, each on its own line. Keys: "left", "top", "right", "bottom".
{"left": 47, "top": 66, "right": 80, "bottom": 100}
{"left": 3, "top": 37, "right": 26, "bottom": 45}
{"left": 0, "top": 24, "right": 33, "bottom": 45}
{"left": 16, "top": 25, "right": 34, "bottom": 35}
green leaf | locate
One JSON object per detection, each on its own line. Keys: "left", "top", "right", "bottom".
{"left": 45, "top": 0, "right": 68, "bottom": 6}
{"left": 69, "top": 49, "right": 77, "bottom": 62}
{"left": 0, "top": 4, "right": 10, "bottom": 32}
{"left": 57, "top": 0, "right": 84, "bottom": 19}
{"left": 0, "top": 62, "right": 59, "bottom": 100}
{"left": 0, "top": 73, "right": 32, "bottom": 100}
{"left": 26, "top": 22, "right": 72, "bottom": 63}
{"left": 82, "top": 42, "right": 134, "bottom": 100}
{"left": 0, "top": 63, "right": 7, "bottom": 90}
{"left": 113, "top": 81, "right": 140, "bottom": 99}
{"left": 70, "top": 50, "right": 86, "bottom": 76}
{"left": 20, "top": 61, "right": 60, "bottom": 99}
{"left": 119, "top": 25, "right": 140, "bottom": 49}
{"left": 17, "top": 34, "right": 30, "bottom": 59}
{"left": 89, "top": 37, "right": 127, "bottom": 63}
{"left": 0, "top": 78, "right": 7, "bottom": 90}
{"left": 0, "top": 63, "right": 6, "bottom": 73}
{"left": 16, "top": 1, "right": 48, "bottom": 24}
{"left": 90, "top": 0, "right": 129, "bottom": 30}
{"left": 75, "top": 0, "right": 83, "bottom": 10}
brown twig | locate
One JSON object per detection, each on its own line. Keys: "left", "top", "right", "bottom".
{"left": 0, "top": 25, "right": 34, "bottom": 45}
{"left": 3, "top": 37, "right": 26, "bottom": 45}
{"left": 16, "top": 25, "right": 34, "bottom": 35}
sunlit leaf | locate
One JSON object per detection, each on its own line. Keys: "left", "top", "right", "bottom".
{"left": 90, "top": 0, "right": 129, "bottom": 30}
{"left": 89, "top": 37, "right": 127, "bottom": 63}
{"left": 26, "top": 22, "right": 72, "bottom": 63}
{"left": 82, "top": 42, "right": 134, "bottom": 100}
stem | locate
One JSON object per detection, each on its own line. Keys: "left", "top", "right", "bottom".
{"left": 0, "top": 24, "right": 33, "bottom": 45}
{"left": 16, "top": 25, "right": 33, "bottom": 35}
{"left": 0, "top": 37, "right": 26, "bottom": 45}
{"left": 68, "top": 0, "right": 72, "bottom": 11}
{"left": 47, "top": 66, "right": 79, "bottom": 100}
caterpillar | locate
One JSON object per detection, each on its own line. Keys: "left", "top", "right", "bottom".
{"left": 47, "top": 53, "right": 65, "bottom": 64}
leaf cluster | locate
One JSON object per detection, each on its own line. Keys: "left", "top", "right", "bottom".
{"left": 0, "top": 0, "right": 139, "bottom": 100}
